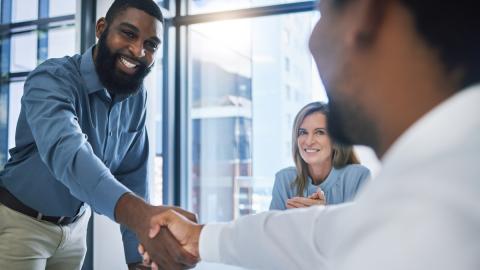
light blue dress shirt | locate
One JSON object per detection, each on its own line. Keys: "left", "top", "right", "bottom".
{"left": 0, "top": 46, "right": 148, "bottom": 263}
{"left": 270, "top": 164, "right": 370, "bottom": 210}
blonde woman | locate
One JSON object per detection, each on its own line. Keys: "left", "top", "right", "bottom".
{"left": 270, "top": 102, "right": 370, "bottom": 210}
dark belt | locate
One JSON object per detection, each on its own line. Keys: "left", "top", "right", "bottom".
{"left": 0, "top": 187, "right": 82, "bottom": 226}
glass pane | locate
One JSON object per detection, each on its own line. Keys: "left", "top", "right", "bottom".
{"left": 152, "top": 42, "right": 165, "bottom": 206}
{"left": 188, "top": 11, "right": 324, "bottom": 225}
{"left": 48, "top": 26, "right": 75, "bottom": 58}
{"left": 49, "top": 0, "right": 76, "bottom": 17}
{"left": 189, "top": 0, "right": 306, "bottom": 14}
{"left": 12, "top": 0, "right": 38, "bottom": 22}
{"left": 8, "top": 81, "right": 23, "bottom": 150}
{"left": 10, "top": 32, "right": 38, "bottom": 72}
{"left": 0, "top": 85, "right": 7, "bottom": 168}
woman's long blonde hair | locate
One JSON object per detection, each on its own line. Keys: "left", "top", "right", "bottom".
{"left": 292, "top": 102, "right": 359, "bottom": 196}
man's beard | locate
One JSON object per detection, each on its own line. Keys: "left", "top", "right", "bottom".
{"left": 326, "top": 89, "right": 379, "bottom": 150}
{"left": 95, "top": 28, "right": 152, "bottom": 96}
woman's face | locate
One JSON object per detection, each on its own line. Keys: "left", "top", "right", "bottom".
{"left": 297, "top": 112, "right": 333, "bottom": 166}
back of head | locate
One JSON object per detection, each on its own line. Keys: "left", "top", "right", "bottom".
{"left": 106, "top": 0, "right": 164, "bottom": 24}
{"left": 400, "top": 0, "right": 480, "bottom": 88}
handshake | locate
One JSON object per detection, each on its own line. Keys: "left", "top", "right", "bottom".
{"left": 125, "top": 188, "right": 325, "bottom": 270}
{"left": 135, "top": 207, "right": 202, "bottom": 270}
{"left": 116, "top": 194, "right": 203, "bottom": 270}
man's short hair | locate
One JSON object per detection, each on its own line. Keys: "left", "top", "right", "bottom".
{"left": 105, "top": 0, "right": 164, "bottom": 24}
{"left": 400, "top": 0, "right": 480, "bottom": 88}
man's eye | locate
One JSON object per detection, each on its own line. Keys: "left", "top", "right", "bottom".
{"left": 145, "top": 41, "right": 158, "bottom": 51}
{"left": 122, "top": 30, "right": 135, "bottom": 38}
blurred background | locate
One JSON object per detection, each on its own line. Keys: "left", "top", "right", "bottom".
{"left": 0, "top": 1, "right": 380, "bottom": 269}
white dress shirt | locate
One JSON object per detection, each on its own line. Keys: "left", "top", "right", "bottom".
{"left": 199, "top": 84, "right": 480, "bottom": 270}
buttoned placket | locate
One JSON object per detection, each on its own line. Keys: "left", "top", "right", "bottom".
{"left": 103, "top": 98, "right": 116, "bottom": 165}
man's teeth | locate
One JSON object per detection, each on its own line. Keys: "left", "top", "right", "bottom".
{"left": 120, "top": 57, "right": 137, "bottom": 69}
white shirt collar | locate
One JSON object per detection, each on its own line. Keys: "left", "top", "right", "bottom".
{"left": 380, "top": 84, "right": 480, "bottom": 176}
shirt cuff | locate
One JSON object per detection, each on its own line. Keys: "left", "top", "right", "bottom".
{"left": 122, "top": 230, "right": 142, "bottom": 264}
{"left": 199, "top": 222, "right": 227, "bottom": 263}
{"left": 91, "top": 174, "right": 131, "bottom": 220}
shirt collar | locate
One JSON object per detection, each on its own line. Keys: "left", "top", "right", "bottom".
{"left": 381, "top": 83, "right": 480, "bottom": 175}
{"left": 307, "top": 166, "right": 340, "bottom": 191}
{"left": 80, "top": 45, "right": 105, "bottom": 94}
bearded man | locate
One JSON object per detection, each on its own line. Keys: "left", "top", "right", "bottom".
{"left": 0, "top": 1, "right": 197, "bottom": 269}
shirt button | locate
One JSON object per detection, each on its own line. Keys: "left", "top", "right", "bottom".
{"left": 108, "top": 131, "right": 113, "bottom": 136}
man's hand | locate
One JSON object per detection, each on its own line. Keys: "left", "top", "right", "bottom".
{"left": 149, "top": 210, "right": 204, "bottom": 258}
{"left": 151, "top": 206, "right": 197, "bottom": 223}
{"left": 137, "top": 209, "right": 204, "bottom": 269}
{"left": 141, "top": 226, "right": 198, "bottom": 270}
{"left": 286, "top": 189, "right": 325, "bottom": 209}
{"left": 115, "top": 193, "right": 199, "bottom": 270}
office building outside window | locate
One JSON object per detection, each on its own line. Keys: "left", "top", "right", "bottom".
{"left": 0, "top": 0, "right": 75, "bottom": 168}
{"left": 186, "top": 11, "right": 323, "bottom": 223}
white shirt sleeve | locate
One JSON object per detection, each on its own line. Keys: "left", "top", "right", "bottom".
{"left": 199, "top": 203, "right": 353, "bottom": 270}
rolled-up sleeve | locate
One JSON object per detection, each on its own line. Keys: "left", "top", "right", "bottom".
{"left": 22, "top": 67, "right": 130, "bottom": 220}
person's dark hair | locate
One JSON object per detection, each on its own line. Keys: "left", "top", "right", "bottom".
{"left": 105, "top": 0, "right": 164, "bottom": 24}
{"left": 400, "top": 0, "right": 480, "bottom": 88}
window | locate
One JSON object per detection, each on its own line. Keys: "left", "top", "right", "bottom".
{"left": 12, "top": 0, "right": 38, "bottom": 23}
{"left": 0, "top": 86, "right": 7, "bottom": 166}
{"left": 7, "top": 81, "right": 23, "bottom": 150}
{"left": 186, "top": 12, "right": 323, "bottom": 223}
{"left": 0, "top": 0, "right": 75, "bottom": 168}
{"left": 285, "top": 84, "right": 291, "bottom": 99}
{"left": 189, "top": 0, "right": 309, "bottom": 14}
{"left": 151, "top": 44, "right": 165, "bottom": 206}
{"left": 10, "top": 32, "right": 38, "bottom": 72}
{"left": 48, "top": 0, "right": 75, "bottom": 17}
{"left": 284, "top": 56, "right": 290, "bottom": 72}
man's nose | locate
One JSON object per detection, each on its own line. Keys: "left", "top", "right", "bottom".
{"left": 129, "top": 41, "right": 145, "bottom": 58}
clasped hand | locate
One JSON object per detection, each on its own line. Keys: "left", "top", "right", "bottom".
{"left": 286, "top": 188, "right": 325, "bottom": 209}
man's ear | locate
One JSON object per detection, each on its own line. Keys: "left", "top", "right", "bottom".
{"left": 95, "top": 17, "right": 108, "bottom": 39}
{"left": 346, "top": 0, "right": 390, "bottom": 49}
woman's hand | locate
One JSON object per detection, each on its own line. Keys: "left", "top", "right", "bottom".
{"left": 286, "top": 189, "right": 325, "bottom": 209}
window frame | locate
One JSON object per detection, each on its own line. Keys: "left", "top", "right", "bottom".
{"left": 0, "top": 0, "right": 76, "bottom": 166}
{"left": 162, "top": 0, "right": 317, "bottom": 207}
